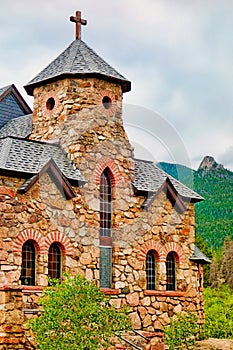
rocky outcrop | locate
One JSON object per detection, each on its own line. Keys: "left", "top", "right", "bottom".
{"left": 198, "top": 156, "right": 224, "bottom": 172}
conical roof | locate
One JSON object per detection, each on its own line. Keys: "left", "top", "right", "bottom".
{"left": 24, "top": 39, "right": 131, "bottom": 95}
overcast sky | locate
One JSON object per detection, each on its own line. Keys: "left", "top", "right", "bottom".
{"left": 1, "top": 0, "right": 233, "bottom": 170}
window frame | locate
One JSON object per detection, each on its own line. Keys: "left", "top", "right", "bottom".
{"left": 99, "top": 167, "right": 113, "bottom": 289}
{"left": 20, "top": 240, "right": 36, "bottom": 286}
{"left": 146, "top": 250, "right": 157, "bottom": 290}
{"left": 166, "top": 252, "right": 176, "bottom": 291}
{"left": 48, "top": 242, "right": 62, "bottom": 281}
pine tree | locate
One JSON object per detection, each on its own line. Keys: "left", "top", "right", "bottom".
{"left": 221, "top": 236, "right": 233, "bottom": 290}
{"left": 209, "top": 256, "right": 221, "bottom": 289}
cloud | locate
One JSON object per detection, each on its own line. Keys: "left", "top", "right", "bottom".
{"left": 0, "top": 0, "right": 233, "bottom": 171}
{"left": 218, "top": 146, "right": 233, "bottom": 170}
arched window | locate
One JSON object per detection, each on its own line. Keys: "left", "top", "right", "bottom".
{"left": 166, "top": 252, "right": 176, "bottom": 291}
{"left": 48, "top": 243, "right": 61, "bottom": 280}
{"left": 21, "top": 241, "right": 36, "bottom": 286}
{"left": 100, "top": 168, "right": 112, "bottom": 237}
{"left": 99, "top": 168, "right": 112, "bottom": 288}
{"left": 146, "top": 250, "right": 156, "bottom": 290}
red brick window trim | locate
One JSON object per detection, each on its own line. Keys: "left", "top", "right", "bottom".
{"left": 14, "top": 229, "right": 44, "bottom": 254}
{"left": 44, "top": 231, "right": 74, "bottom": 256}
{"left": 144, "top": 290, "right": 185, "bottom": 297}
{"left": 100, "top": 288, "right": 120, "bottom": 295}
{"left": 139, "top": 241, "right": 165, "bottom": 262}
{"left": 14, "top": 230, "right": 74, "bottom": 257}
{"left": 164, "top": 242, "right": 186, "bottom": 264}
{"left": 22, "top": 286, "right": 44, "bottom": 292}
{"left": 139, "top": 240, "right": 186, "bottom": 264}
{"left": 95, "top": 158, "right": 121, "bottom": 186}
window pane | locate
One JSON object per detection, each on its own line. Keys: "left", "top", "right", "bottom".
{"left": 100, "top": 169, "right": 112, "bottom": 236}
{"left": 166, "top": 252, "right": 176, "bottom": 291}
{"left": 99, "top": 168, "right": 112, "bottom": 288}
{"left": 48, "top": 243, "right": 61, "bottom": 280}
{"left": 100, "top": 247, "right": 112, "bottom": 288}
{"left": 146, "top": 250, "right": 156, "bottom": 290}
{"left": 21, "top": 241, "right": 36, "bottom": 286}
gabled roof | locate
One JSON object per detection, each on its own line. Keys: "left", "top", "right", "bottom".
{"left": 190, "top": 246, "right": 211, "bottom": 264}
{"left": 0, "top": 137, "right": 85, "bottom": 184}
{"left": 24, "top": 39, "right": 131, "bottom": 95}
{"left": 18, "top": 158, "right": 77, "bottom": 199}
{"left": 133, "top": 159, "right": 203, "bottom": 202}
{"left": 0, "top": 84, "right": 32, "bottom": 128}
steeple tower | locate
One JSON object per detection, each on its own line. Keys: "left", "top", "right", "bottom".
{"left": 25, "top": 10, "right": 133, "bottom": 179}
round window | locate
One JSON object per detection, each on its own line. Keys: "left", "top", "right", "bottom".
{"left": 46, "top": 97, "right": 55, "bottom": 111}
{"left": 102, "top": 96, "right": 112, "bottom": 110}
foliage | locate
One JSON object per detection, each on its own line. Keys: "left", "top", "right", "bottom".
{"left": 206, "top": 236, "right": 233, "bottom": 290}
{"left": 208, "top": 255, "right": 222, "bottom": 289}
{"left": 29, "top": 274, "right": 131, "bottom": 350}
{"left": 203, "top": 285, "right": 233, "bottom": 339}
{"left": 165, "top": 313, "right": 199, "bottom": 350}
{"left": 220, "top": 236, "right": 233, "bottom": 290}
{"left": 158, "top": 162, "right": 233, "bottom": 251}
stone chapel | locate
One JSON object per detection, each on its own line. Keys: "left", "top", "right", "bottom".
{"left": 0, "top": 10, "right": 210, "bottom": 350}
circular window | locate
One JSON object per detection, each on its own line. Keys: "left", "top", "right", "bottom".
{"left": 46, "top": 97, "right": 55, "bottom": 111}
{"left": 102, "top": 96, "right": 112, "bottom": 110}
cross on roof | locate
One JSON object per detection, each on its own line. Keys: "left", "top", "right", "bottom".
{"left": 70, "top": 10, "right": 87, "bottom": 40}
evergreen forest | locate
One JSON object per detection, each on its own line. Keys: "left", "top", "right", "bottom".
{"left": 158, "top": 160, "right": 233, "bottom": 250}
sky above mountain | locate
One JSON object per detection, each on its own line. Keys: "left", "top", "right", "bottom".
{"left": 0, "top": 0, "right": 233, "bottom": 170}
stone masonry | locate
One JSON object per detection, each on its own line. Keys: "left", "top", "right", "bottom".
{"left": 0, "top": 12, "right": 207, "bottom": 349}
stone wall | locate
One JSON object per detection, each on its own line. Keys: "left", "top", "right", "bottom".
{"left": 0, "top": 75, "right": 205, "bottom": 348}
{"left": 0, "top": 170, "right": 204, "bottom": 336}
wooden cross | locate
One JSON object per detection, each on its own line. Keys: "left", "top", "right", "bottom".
{"left": 70, "top": 10, "right": 87, "bottom": 40}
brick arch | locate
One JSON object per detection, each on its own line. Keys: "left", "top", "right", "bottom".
{"left": 164, "top": 242, "right": 186, "bottom": 263}
{"left": 44, "top": 231, "right": 74, "bottom": 256}
{"left": 139, "top": 240, "right": 166, "bottom": 262}
{"left": 95, "top": 157, "right": 121, "bottom": 186}
{"left": 13, "top": 229, "right": 44, "bottom": 254}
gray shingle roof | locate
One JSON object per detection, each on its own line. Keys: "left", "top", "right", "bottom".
{"left": 25, "top": 39, "right": 131, "bottom": 95}
{"left": 133, "top": 159, "right": 203, "bottom": 202}
{"left": 0, "top": 114, "right": 32, "bottom": 139}
{"left": 190, "top": 246, "right": 211, "bottom": 264}
{"left": 0, "top": 85, "right": 32, "bottom": 129}
{"left": 0, "top": 137, "right": 85, "bottom": 183}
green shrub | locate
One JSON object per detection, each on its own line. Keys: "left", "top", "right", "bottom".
{"left": 203, "top": 285, "right": 233, "bottom": 339}
{"left": 29, "top": 274, "right": 131, "bottom": 350}
{"left": 165, "top": 313, "right": 199, "bottom": 350}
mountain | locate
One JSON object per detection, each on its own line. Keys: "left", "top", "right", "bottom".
{"left": 198, "top": 155, "right": 224, "bottom": 172}
{"left": 158, "top": 157, "right": 233, "bottom": 250}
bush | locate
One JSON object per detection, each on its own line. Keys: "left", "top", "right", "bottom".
{"left": 165, "top": 312, "right": 199, "bottom": 350}
{"left": 29, "top": 274, "right": 131, "bottom": 349}
{"left": 203, "top": 285, "right": 233, "bottom": 339}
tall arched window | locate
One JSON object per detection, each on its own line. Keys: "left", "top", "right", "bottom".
{"left": 99, "top": 168, "right": 112, "bottom": 288}
{"left": 166, "top": 252, "right": 176, "bottom": 291}
{"left": 21, "top": 241, "right": 36, "bottom": 286}
{"left": 146, "top": 250, "right": 156, "bottom": 290}
{"left": 48, "top": 243, "right": 61, "bottom": 280}
{"left": 100, "top": 168, "right": 112, "bottom": 237}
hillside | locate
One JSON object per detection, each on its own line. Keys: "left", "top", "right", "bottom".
{"left": 158, "top": 157, "right": 233, "bottom": 250}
